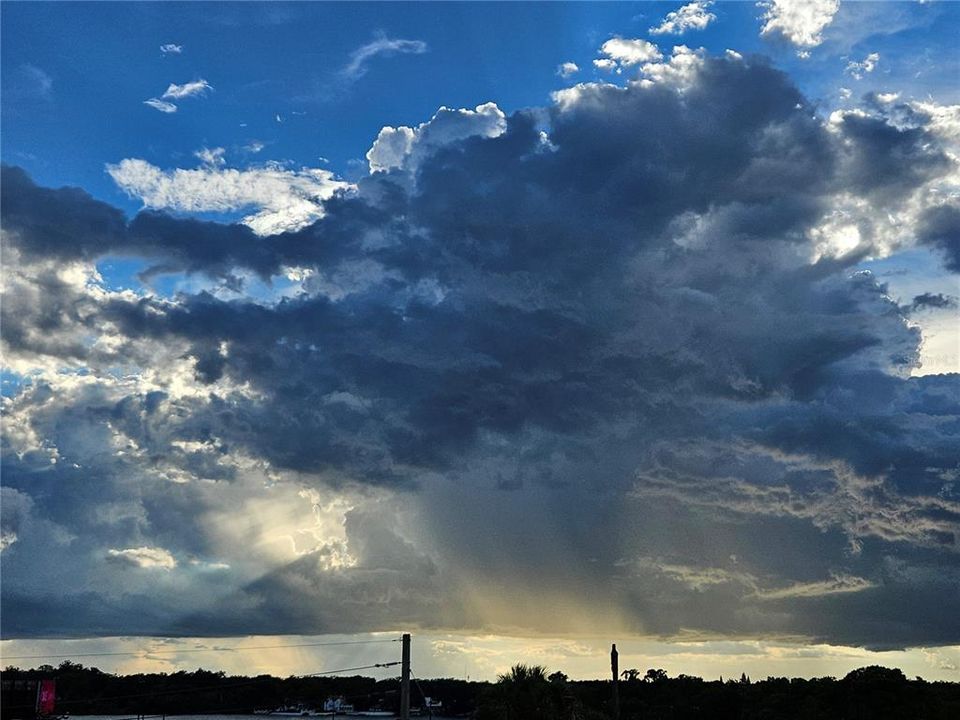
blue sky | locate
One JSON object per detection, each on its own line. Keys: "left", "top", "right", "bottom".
{"left": 5, "top": 1, "right": 957, "bottom": 214}
{"left": 2, "top": 1, "right": 959, "bottom": 681}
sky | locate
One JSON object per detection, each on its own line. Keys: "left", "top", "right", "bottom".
{"left": 1, "top": 1, "right": 959, "bottom": 683}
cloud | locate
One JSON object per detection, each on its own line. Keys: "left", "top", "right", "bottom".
{"left": 557, "top": 62, "right": 580, "bottom": 78}
{"left": 194, "top": 146, "right": 226, "bottom": 167}
{"left": 759, "top": 0, "right": 840, "bottom": 54}
{"left": 595, "top": 37, "right": 662, "bottom": 73}
{"left": 2, "top": 50, "right": 959, "bottom": 647}
{"left": 593, "top": 58, "right": 618, "bottom": 72}
{"left": 107, "top": 546, "right": 177, "bottom": 570}
{"left": 366, "top": 102, "right": 507, "bottom": 174}
{"left": 160, "top": 43, "right": 183, "bottom": 55}
{"left": 753, "top": 574, "right": 877, "bottom": 601}
{"left": 342, "top": 35, "right": 427, "bottom": 79}
{"left": 915, "top": 203, "right": 960, "bottom": 272}
{"left": 162, "top": 79, "right": 213, "bottom": 100}
{"left": 650, "top": 1, "right": 716, "bottom": 36}
{"left": 907, "top": 292, "right": 957, "bottom": 313}
{"left": 846, "top": 52, "right": 880, "bottom": 80}
{"left": 1, "top": 487, "right": 34, "bottom": 552}
{"left": 106, "top": 158, "right": 349, "bottom": 236}
{"left": 3, "top": 64, "right": 53, "bottom": 102}
{"left": 143, "top": 98, "right": 177, "bottom": 114}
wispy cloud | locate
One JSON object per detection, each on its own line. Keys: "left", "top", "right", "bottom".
{"left": 5, "top": 64, "right": 53, "bottom": 102}
{"left": 107, "top": 547, "right": 177, "bottom": 570}
{"left": 194, "top": 146, "right": 226, "bottom": 167}
{"left": 845, "top": 52, "right": 880, "bottom": 80}
{"left": 342, "top": 34, "right": 427, "bottom": 79}
{"left": 754, "top": 574, "right": 876, "bottom": 600}
{"left": 650, "top": 1, "right": 716, "bottom": 36}
{"left": 143, "top": 98, "right": 177, "bottom": 113}
{"left": 162, "top": 79, "right": 213, "bottom": 99}
{"left": 160, "top": 43, "right": 182, "bottom": 55}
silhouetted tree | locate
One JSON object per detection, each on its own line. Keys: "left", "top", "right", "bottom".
{"left": 5, "top": 662, "right": 960, "bottom": 720}
{"left": 643, "top": 668, "right": 668, "bottom": 683}
{"left": 477, "top": 664, "right": 563, "bottom": 720}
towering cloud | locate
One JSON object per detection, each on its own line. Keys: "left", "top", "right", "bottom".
{"left": 1, "top": 51, "right": 958, "bottom": 649}
{"left": 759, "top": 0, "right": 840, "bottom": 55}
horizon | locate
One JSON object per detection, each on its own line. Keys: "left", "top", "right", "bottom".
{"left": 2, "top": 1, "right": 959, "bottom": 688}
{"left": 2, "top": 632, "right": 960, "bottom": 683}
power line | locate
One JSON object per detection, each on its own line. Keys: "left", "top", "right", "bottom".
{"left": 2, "top": 638, "right": 399, "bottom": 661}
{"left": 305, "top": 662, "right": 401, "bottom": 677}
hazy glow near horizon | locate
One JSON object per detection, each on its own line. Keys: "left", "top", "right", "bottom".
{"left": 3, "top": 634, "right": 960, "bottom": 683}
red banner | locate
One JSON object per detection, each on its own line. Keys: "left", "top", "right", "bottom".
{"left": 37, "top": 679, "right": 56, "bottom": 715}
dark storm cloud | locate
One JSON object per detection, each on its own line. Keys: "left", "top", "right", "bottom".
{"left": 2, "top": 52, "right": 958, "bottom": 646}
{"left": 832, "top": 112, "right": 953, "bottom": 201}
{"left": 908, "top": 292, "right": 957, "bottom": 312}
{"left": 915, "top": 202, "right": 960, "bottom": 273}
{"left": 1, "top": 165, "right": 314, "bottom": 282}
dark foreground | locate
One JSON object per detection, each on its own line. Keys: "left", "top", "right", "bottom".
{"left": 3, "top": 663, "right": 959, "bottom": 720}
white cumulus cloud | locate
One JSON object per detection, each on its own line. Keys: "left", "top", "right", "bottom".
{"left": 366, "top": 102, "right": 507, "bottom": 174}
{"left": 107, "top": 159, "right": 350, "bottom": 236}
{"left": 160, "top": 43, "right": 182, "bottom": 55}
{"left": 598, "top": 37, "right": 663, "bottom": 67}
{"left": 759, "top": 0, "right": 840, "bottom": 54}
{"left": 557, "top": 61, "right": 580, "bottom": 78}
{"left": 650, "top": 1, "right": 716, "bottom": 36}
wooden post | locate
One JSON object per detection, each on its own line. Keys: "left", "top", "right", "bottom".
{"left": 401, "top": 633, "right": 411, "bottom": 720}
{"left": 611, "top": 643, "right": 620, "bottom": 720}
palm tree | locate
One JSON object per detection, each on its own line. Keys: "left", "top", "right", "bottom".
{"left": 478, "top": 664, "right": 561, "bottom": 720}
{"left": 499, "top": 664, "right": 549, "bottom": 685}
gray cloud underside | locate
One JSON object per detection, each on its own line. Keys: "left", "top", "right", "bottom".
{"left": 2, "top": 54, "right": 958, "bottom": 648}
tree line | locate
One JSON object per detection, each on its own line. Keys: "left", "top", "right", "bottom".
{"left": 3, "top": 661, "right": 960, "bottom": 719}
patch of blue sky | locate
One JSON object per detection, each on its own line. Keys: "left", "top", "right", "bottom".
{"left": 1, "top": 369, "right": 30, "bottom": 398}
{"left": 860, "top": 248, "right": 958, "bottom": 306}
{"left": 97, "top": 256, "right": 152, "bottom": 292}
{"left": 97, "top": 244, "right": 298, "bottom": 303}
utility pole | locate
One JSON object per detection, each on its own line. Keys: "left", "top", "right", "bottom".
{"left": 611, "top": 643, "right": 620, "bottom": 720}
{"left": 401, "top": 633, "right": 411, "bottom": 720}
